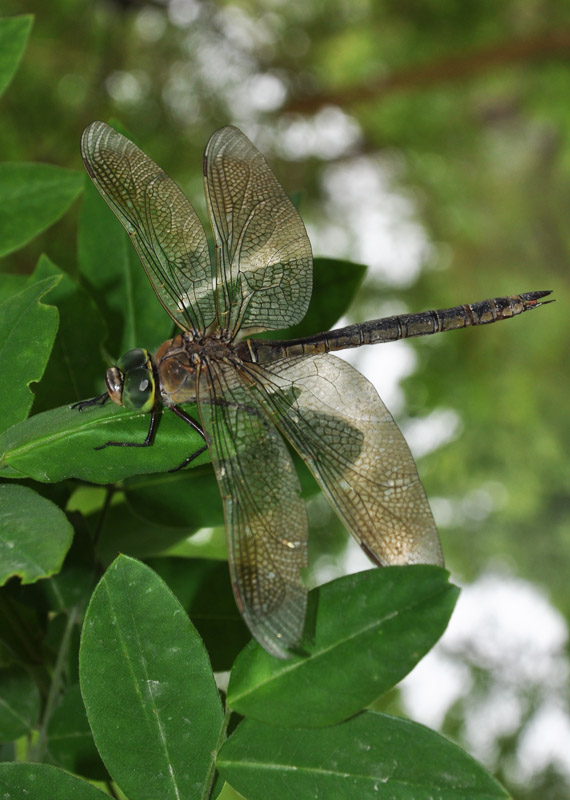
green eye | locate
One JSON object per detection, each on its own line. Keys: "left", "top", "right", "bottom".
{"left": 122, "top": 366, "right": 155, "bottom": 412}
{"left": 114, "top": 349, "right": 155, "bottom": 411}
{"left": 117, "top": 348, "right": 150, "bottom": 372}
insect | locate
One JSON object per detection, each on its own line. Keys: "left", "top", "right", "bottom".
{"left": 77, "top": 121, "right": 551, "bottom": 658}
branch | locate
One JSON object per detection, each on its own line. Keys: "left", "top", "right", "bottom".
{"left": 285, "top": 31, "right": 570, "bottom": 113}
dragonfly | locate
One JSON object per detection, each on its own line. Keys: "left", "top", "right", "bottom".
{"left": 77, "top": 121, "right": 551, "bottom": 658}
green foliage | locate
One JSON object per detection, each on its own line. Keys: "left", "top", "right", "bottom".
{"left": 79, "top": 556, "right": 224, "bottom": 800}
{"left": 0, "top": 15, "right": 32, "bottom": 99}
{"left": 1, "top": 2, "right": 567, "bottom": 797}
{"left": 78, "top": 179, "right": 172, "bottom": 358}
{"left": 0, "top": 401, "right": 209, "bottom": 482}
{"left": 217, "top": 712, "right": 510, "bottom": 799}
{"left": 0, "top": 666, "right": 40, "bottom": 741}
{"left": 0, "top": 276, "right": 59, "bottom": 432}
{"left": 0, "top": 763, "right": 109, "bottom": 799}
{"left": 0, "top": 163, "right": 83, "bottom": 258}
{"left": 0, "top": 484, "right": 73, "bottom": 586}
{"left": 228, "top": 567, "right": 458, "bottom": 727}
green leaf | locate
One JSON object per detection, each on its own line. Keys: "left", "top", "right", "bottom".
{"left": 148, "top": 558, "right": 250, "bottom": 670}
{"left": 124, "top": 455, "right": 318, "bottom": 533}
{"left": 0, "top": 15, "right": 33, "bottom": 99}
{"left": 47, "top": 683, "right": 107, "bottom": 781}
{"left": 124, "top": 464, "right": 224, "bottom": 528}
{"left": 93, "top": 500, "right": 199, "bottom": 565}
{"left": 29, "top": 255, "right": 108, "bottom": 412}
{"left": 0, "top": 484, "right": 73, "bottom": 587}
{"left": 259, "top": 257, "right": 366, "bottom": 340}
{"left": 0, "top": 763, "right": 109, "bottom": 799}
{"left": 78, "top": 178, "right": 172, "bottom": 358}
{"left": 79, "top": 555, "right": 224, "bottom": 800}
{"left": 36, "top": 527, "right": 95, "bottom": 611}
{"left": 0, "top": 276, "right": 60, "bottom": 434}
{"left": 0, "top": 401, "right": 209, "bottom": 483}
{"left": 0, "top": 665, "right": 40, "bottom": 740}
{"left": 228, "top": 566, "right": 458, "bottom": 727}
{"left": 217, "top": 711, "right": 510, "bottom": 799}
{"left": 0, "top": 163, "right": 83, "bottom": 258}
{"left": 0, "top": 273, "right": 27, "bottom": 305}
{"left": 163, "top": 526, "right": 228, "bottom": 561}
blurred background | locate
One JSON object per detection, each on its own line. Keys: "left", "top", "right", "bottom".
{"left": 2, "top": 1, "right": 569, "bottom": 796}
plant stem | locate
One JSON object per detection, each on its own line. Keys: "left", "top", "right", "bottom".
{"left": 201, "top": 704, "right": 232, "bottom": 800}
{"left": 28, "top": 602, "right": 82, "bottom": 762}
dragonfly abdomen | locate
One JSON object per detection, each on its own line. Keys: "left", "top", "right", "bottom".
{"left": 245, "top": 290, "right": 552, "bottom": 363}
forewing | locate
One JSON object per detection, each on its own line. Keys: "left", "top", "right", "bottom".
{"left": 81, "top": 121, "right": 216, "bottom": 334}
{"left": 246, "top": 354, "right": 444, "bottom": 567}
{"left": 197, "top": 361, "right": 308, "bottom": 658}
{"left": 203, "top": 126, "right": 312, "bottom": 336}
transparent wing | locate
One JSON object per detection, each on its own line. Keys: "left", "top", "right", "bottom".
{"left": 246, "top": 354, "right": 443, "bottom": 567}
{"left": 203, "top": 126, "right": 312, "bottom": 337}
{"left": 81, "top": 121, "right": 216, "bottom": 335}
{"left": 197, "top": 360, "right": 308, "bottom": 657}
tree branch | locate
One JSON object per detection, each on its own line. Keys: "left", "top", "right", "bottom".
{"left": 285, "top": 31, "right": 570, "bottom": 113}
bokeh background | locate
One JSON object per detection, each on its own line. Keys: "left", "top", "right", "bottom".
{"left": 2, "top": 2, "right": 569, "bottom": 797}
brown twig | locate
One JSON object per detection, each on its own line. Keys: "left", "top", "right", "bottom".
{"left": 285, "top": 31, "right": 570, "bottom": 113}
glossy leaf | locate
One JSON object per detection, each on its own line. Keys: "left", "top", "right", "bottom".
{"left": 0, "top": 401, "right": 209, "bottom": 483}
{"left": 148, "top": 557, "right": 250, "bottom": 670}
{"left": 0, "top": 763, "right": 109, "bottom": 799}
{"left": 0, "top": 15, "right": 33, "bottom": 99}
{"left": 124, "top": 456, "right": 319, "bottom": 531}
{"left": 36, "top": 528, "right": 95, "bottom": 611}
{"left": 228, "top": 566, "right": 458, "bottom": 727}
{"left": 0, "top": 666, "right": 40, "bottom": 740}
{"left": 160, "top": 525, "right": 228, "bottom": 560}
{"left": 124, "top": 464, "right": 224, "bottom": 529}
{"left": 0, "top": 163, "right": 83, "bottom": 258}
{"left": 30, "top": 255, "right": 108, "bottom": 412}
{"left": 0, "top": 484, "right": 73, "bottom": 587}
{"left": 79, "top": 556, "right": 223, "bottom": 800}
{"left": 0, "top": 276, "right": 60, "bottom": 434}
{"left": 47, "top": 684, "right": 107, "bottom": 780}
{"left": 0, "top": 273, "right": 26, "bottom": 305}
{"left": 78, "top": 177, "right": 172, "bottom": 357}
{"left": 217, "top": 711, "right": 510, "bottom": 799}
{"left": 93, "top": 500, "right": 200, "bottom": 565}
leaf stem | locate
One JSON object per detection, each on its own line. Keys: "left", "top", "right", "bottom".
{"left": 29, "top": 602, "right": 82, "bottom": 762}
{"left": 201, "top": 704, "right": 232, "bottom": 800}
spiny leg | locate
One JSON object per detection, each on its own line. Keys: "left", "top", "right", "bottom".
{"left": 93, "top": 407, "right": 160, "bottom": 450}
{"left": 71, "top": 392, "right": 109, "bottom": 411}
{"left": 168, "top": 405, "right": 208, "bottom": 472}
{"left": 73, "top": 392, "right": 159, "bottom": 449}
{"left": 73, "top": 397, "right": 207, "bottom": 470}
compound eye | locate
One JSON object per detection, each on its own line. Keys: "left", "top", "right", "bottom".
{"left": 117, "top": 348, "right": 149, "bottom": 372}
{"left": 105, "top": 366, "right": 124, "bottom": 405}
{"left": 123, "top": 366, "right": 156, "bottom": 412}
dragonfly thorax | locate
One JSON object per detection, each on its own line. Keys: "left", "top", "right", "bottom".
{"left": 154, "top": 332, "right": 237, "bottom": 408}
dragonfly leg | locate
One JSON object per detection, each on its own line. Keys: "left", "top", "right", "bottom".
{"left": 168, "top": 444, "right": 208, "bottom": 473}
{"left": 71, "top": 392, "right": 109, "bottom": 411}
{"left": 167, "top": 405, "right": 208, "bottom": 472}
{"left": 94, "top": 407, "right": 159, "bottom": 450}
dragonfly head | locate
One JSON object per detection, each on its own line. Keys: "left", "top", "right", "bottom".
{"left": 105, "top": 348, "right": 156, "bottom": 413}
